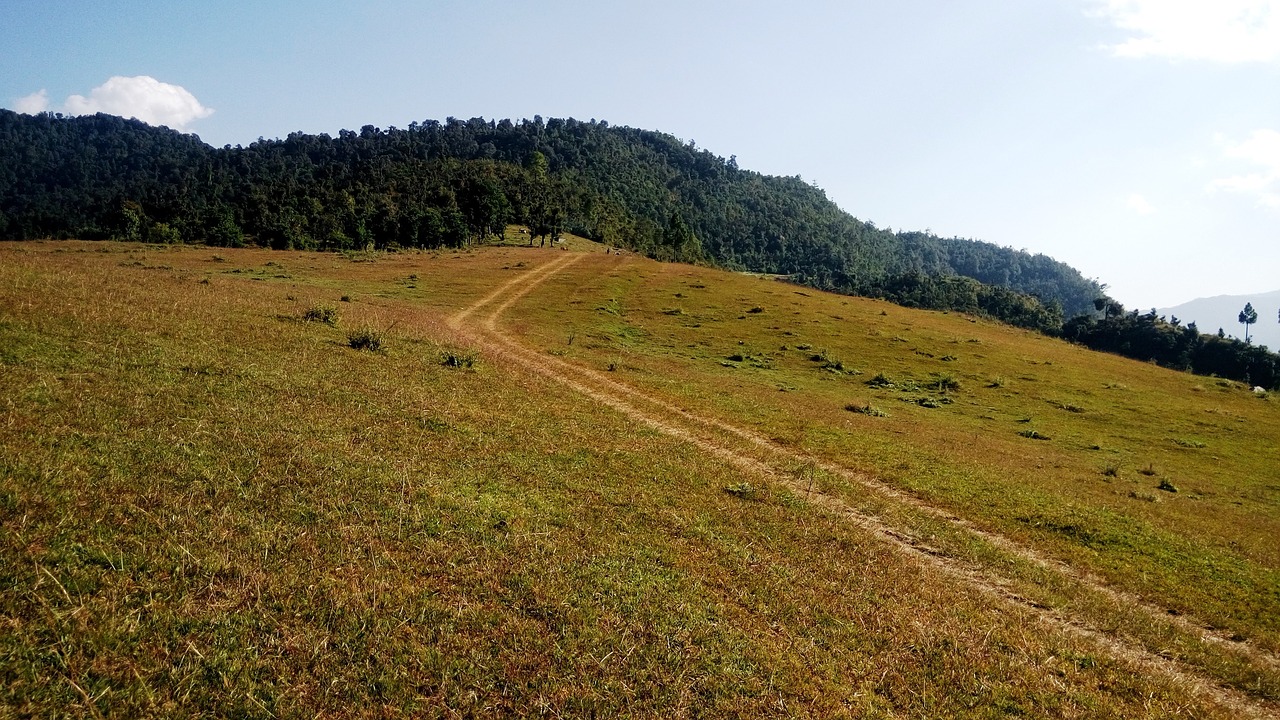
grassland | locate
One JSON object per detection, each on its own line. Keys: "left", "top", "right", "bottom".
{"left": 2, "top": 239, "right": 1278, "bottom": 718}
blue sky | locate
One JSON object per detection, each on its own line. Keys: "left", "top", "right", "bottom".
{"left": 3, "top": 0, "right": 1277, "bottom": 309}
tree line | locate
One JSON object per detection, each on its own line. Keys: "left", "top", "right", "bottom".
{"left": 0, "top": 110, "right": 1095, "bottom": 322}
{"left": 4, "top": 109, "right": 1275, "bottom": 385}
{"left": 1062, "top": 301, "right": 1280, "bottom": 389}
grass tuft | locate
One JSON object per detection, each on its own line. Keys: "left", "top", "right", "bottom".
{"left": 845, "top": 403, "right": 888, "bottom": 417}
{"left": 723, "top": 482, "right": 760, "bottom": 500}
{"left": 347, "top": 327, "right": 384, "bottom": 351}
{"left": 440, "top": 349, "right": 477, "bottom": 368}
{"left": 303, "top": 304, "right": 340, "bottom": 325}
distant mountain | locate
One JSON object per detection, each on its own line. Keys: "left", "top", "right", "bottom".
{"left": 1158, "top": 290, "right": 1280, "bottom": 351}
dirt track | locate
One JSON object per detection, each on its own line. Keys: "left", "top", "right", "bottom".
{"left": 448, "top": 252, "right": 1280, "bottom": 718}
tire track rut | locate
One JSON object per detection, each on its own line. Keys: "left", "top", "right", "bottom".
{"left": 447, "top": 253, "right": 1280, "bottom": 718}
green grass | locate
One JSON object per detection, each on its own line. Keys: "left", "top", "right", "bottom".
{"left": 0, "top": 240, "right": 1274, "bottom": 717}
{"left": 507, "top": 252, "right": 1280, "bottom": 648}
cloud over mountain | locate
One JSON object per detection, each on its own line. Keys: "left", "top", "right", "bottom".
{"left": 62, "top": 76, "right": 213, "bottom": 130}
{"left": 14, "top": 90, "right": 49, "bottom": 115}
{"left": 13, "top": 77, "right": 213, "bottom": 131}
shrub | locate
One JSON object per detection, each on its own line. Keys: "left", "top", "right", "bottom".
{"left": 347, "top": 327, "right": 384, "bottom": 351}
{"left": 440, "top": 350, "right": 476, "bottom": 368}
{"left": 303, "top": 304, "right": 339, "bottom": 325}
{"left": 1157, "top": 479, "right": 1179, "bottom": 493}
{"left": 845, "top": 403, "right": 888, "bottom": 417}
{"left": 1102, "top": 465, "right": 1119, "bottom": 478}
{"left": 723, "top": 482, "right": 758, "bottom": 499}
{"left": 867, "top": 372, "right": 895, "bottom": 388}
{"left": 932, "top": 373, "right": 961, "bottom": 392}
{"left": 1019, "top": 429, "right": 1050, "bottom": 440}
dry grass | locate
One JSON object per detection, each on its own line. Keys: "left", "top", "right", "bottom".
{"left": 0, "top": 240, "right": 1274, "bottom": 717}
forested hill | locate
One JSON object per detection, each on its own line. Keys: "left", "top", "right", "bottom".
{"left": 0, "top": 110, "right": 1099, "bottom": 323}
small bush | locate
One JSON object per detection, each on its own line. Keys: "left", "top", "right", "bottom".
{"left": 932, "top": 373, "right": 961, "bottom": 392}
{"left": 304, "top": 304, "right": 340, "bottom": 325}
{"left": 987, "top": 376, "right": 1006, "bottom": 388}
{"left": 340, "top": 295, "right": 352, "bottom": 302}
{"left": 845, "top": 403, "right": 888, "bottom": 417}
{"left": 1019, "top": 429, "right": 1050, "bottom": 440}
{"left": 440, "top": 350, "right": 476, "bottom": 368}
{"left": 747, "top": 306, "right": 764, "bottom": 314}
{"left": 1102, "top": 465, "right": 1119, "bottom": 478}
{"left": 723, "top": 482, "right": 758, "bottom": 500}
{"left": 1173, "top": 438, "right": 1206, "bottom": 449}
{"left": 1157, "top": 479, "right": 1179, "bottom": 493}
{"left": 867, "top": 373, "right": 895, "bottom": 388}
{"left": 347, "top": 327, "right": 384, "bottom": 351}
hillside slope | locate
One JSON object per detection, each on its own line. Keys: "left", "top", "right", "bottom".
{"left": 1, "top": 241, "right": 1277, "bottom": 717}
{"left": 0, "top": 110, "right": 1100, "bottom": 321}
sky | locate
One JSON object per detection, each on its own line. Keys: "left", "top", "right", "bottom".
{"left": 2, "top": 0, "right": 1277, "bottom": 309}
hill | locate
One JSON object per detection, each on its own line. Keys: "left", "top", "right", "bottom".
{"left": 1159, "top": 289, "right": 1280, "bottom": 350}
{"left": 2, "top": 240, "right": 1278, "bottom": 717}
{"left": 0, "top": 110, "right": 1100, "bottom": 327}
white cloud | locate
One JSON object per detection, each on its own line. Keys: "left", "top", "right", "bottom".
{"left": 14, "top": 89, "right": 50, "bottom": 114}
{"left": 1127, "top": 193, "right": 1155, "bottom": 215}
{"left": 1208, "top": 129, "right": 1280, "bottom": 209}
{"left": 1090, "top": 0, "right": 1280, "bottom": 62}
{"left": 62, "top": 76, "right": 213, "bottom": 130}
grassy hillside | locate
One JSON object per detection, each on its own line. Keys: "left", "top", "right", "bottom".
{"left": 0, "top": 110, "right": 1101, "bottom": 320}
{"left": 2, "top": 240, "right": 1278, "bottom": 718}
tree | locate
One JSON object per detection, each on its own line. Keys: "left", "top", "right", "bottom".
{"left": 1239, "top": 302, "right": 1258, "bottom": 344}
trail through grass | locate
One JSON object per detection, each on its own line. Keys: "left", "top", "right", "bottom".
{"left": 2, "top": 240, "right": 1278, "bottom": 717}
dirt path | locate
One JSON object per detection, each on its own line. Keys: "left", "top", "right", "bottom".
{"left": 448, "top": 253, "right": 1280, "bottom": 718}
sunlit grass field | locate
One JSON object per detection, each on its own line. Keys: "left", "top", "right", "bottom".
{"left": 2, "top": 239, "right": 1277, "bottom": 718}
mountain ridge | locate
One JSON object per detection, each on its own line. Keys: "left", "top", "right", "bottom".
{"left": 1158, "top": 289, "right": 1280, "bottom": 350}
{"left": 0, "top": 109, "right": 1099, "bottom": 324}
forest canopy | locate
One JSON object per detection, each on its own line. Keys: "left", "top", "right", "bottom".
{"left": 0, "top": 110, "right": 1098, "bottom": 327}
